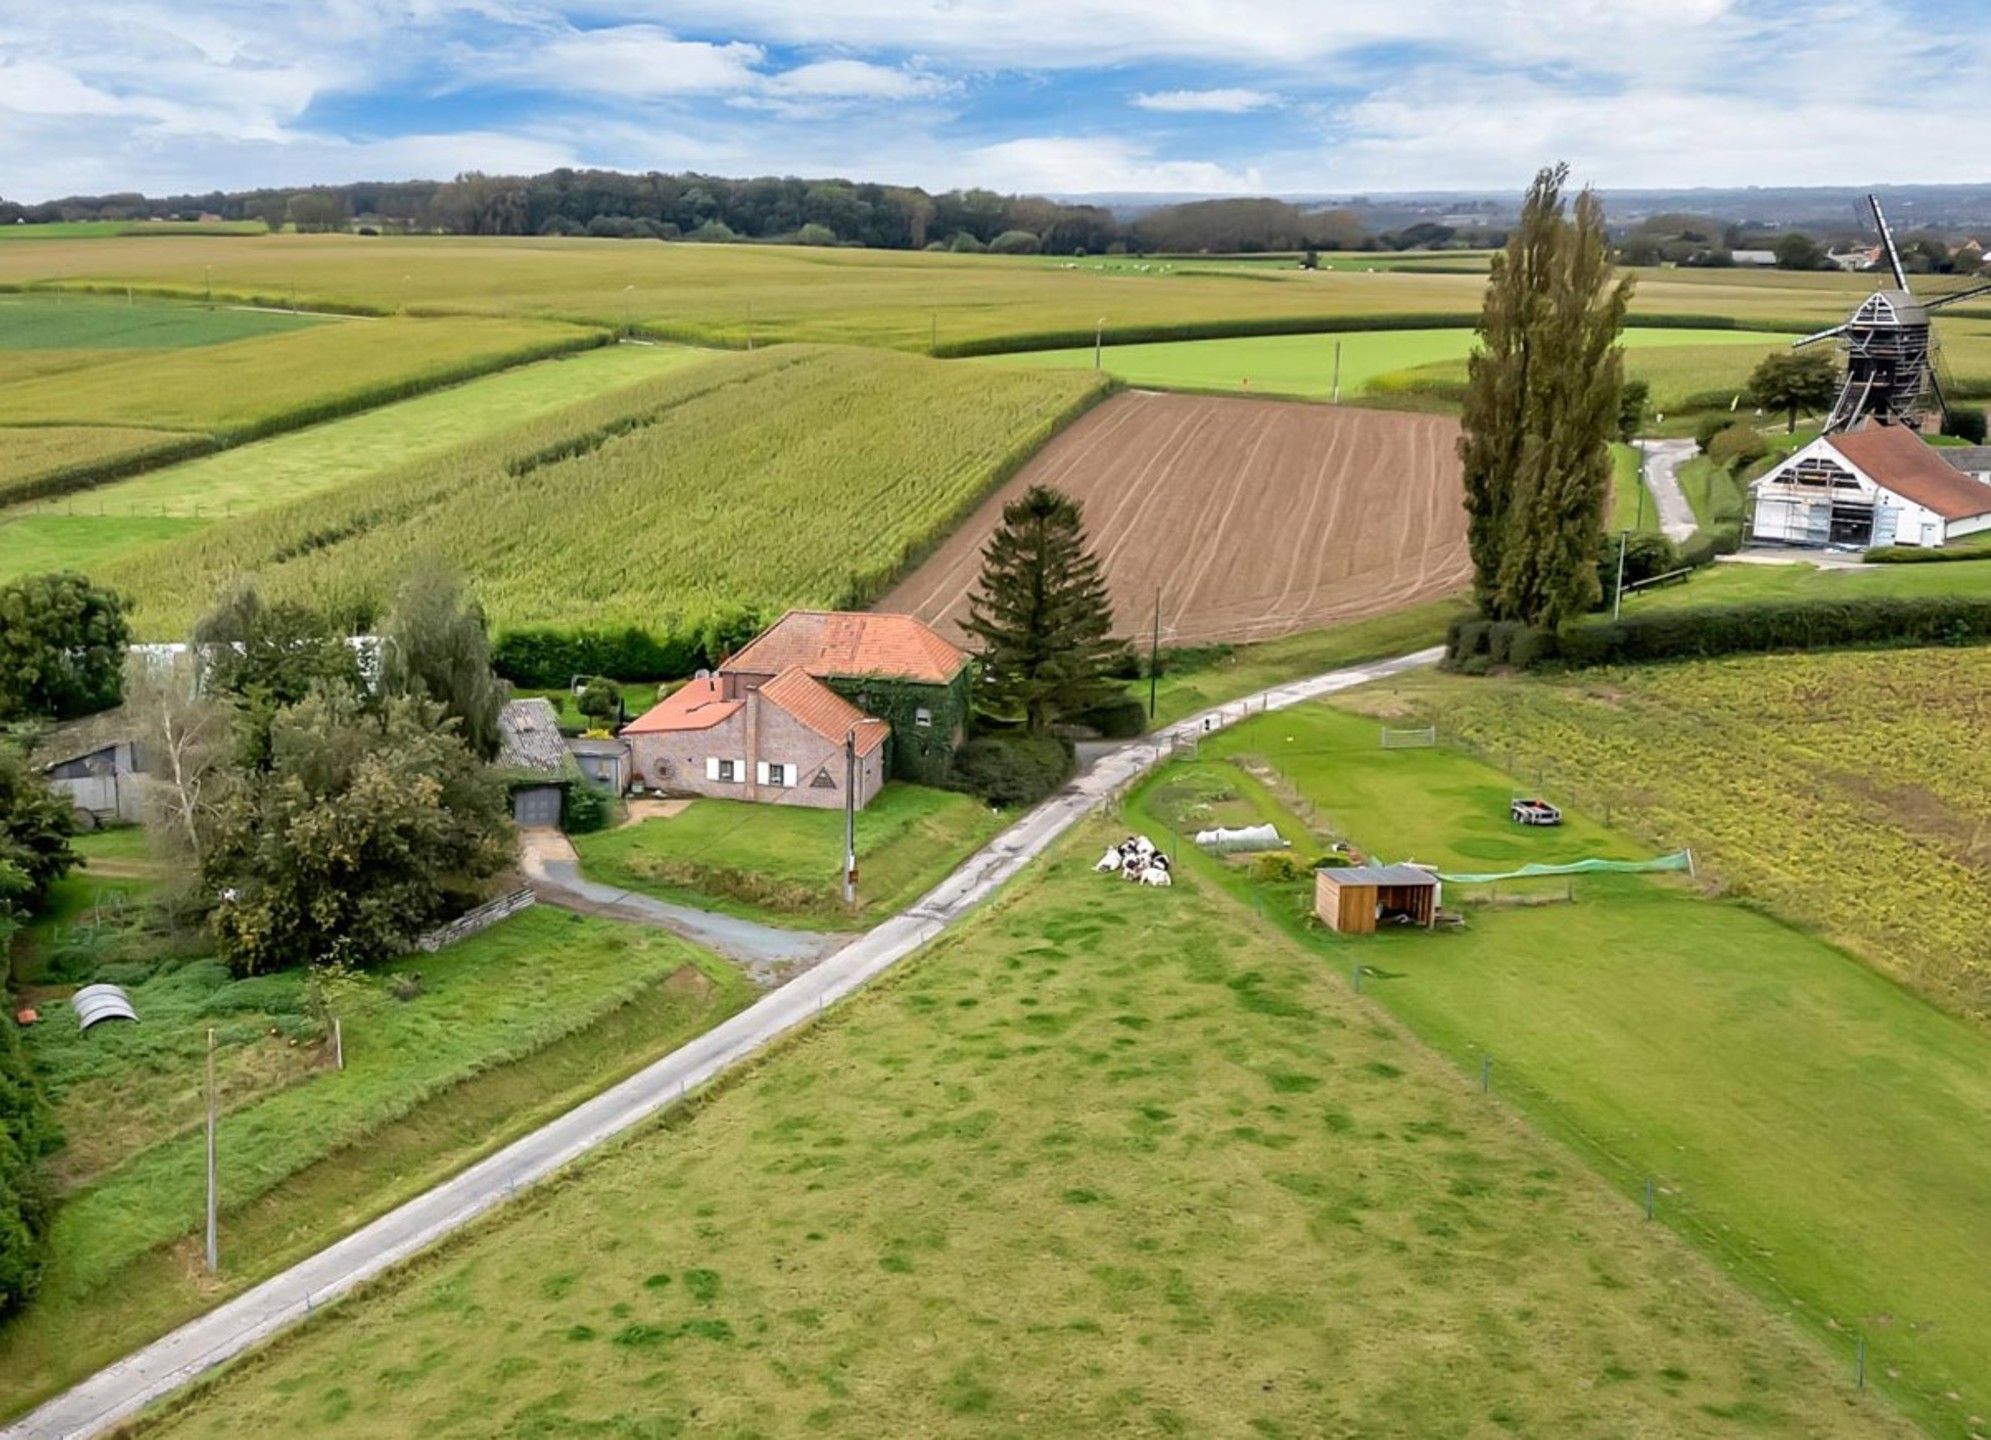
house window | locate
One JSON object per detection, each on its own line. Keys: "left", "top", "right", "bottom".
{"left": 914, "top": 707, "right": 933, "bottom": 728}
{"left": 712, "top": 758, "right": 738, "bottom": 782}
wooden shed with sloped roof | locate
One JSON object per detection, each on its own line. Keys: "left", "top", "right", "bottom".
{"left": 1314, "top": 863, "right": 1440, "bottom": 935}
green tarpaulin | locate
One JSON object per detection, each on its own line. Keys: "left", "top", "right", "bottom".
{"left": 1435, "top": 851, "right": 1694, "bottom": 885}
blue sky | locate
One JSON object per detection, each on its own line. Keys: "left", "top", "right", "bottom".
{"left": 0, "top": 1, "right": 1983, "bottom": 201}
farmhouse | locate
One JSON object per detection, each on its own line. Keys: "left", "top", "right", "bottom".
{"left": 1749, "top": 423, "right": 1991, "bottom": 548}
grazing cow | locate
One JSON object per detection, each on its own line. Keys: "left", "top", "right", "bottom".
{"left": 1095, "top": 847, "right": 1124, "bottom": 873}
{"left": 1140, "top": 865, "right": 1172, "bottom": 887}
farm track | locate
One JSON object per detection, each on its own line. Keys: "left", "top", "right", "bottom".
{"left": 878, "top": 391, "right": 1470, "bottom": 646}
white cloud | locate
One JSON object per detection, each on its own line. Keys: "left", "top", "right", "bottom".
{"left": 1133, "top": 89, "right": 1277, "bottom": 114}
{"left": 481, "top": 24, "right": 764, "bottom": 98}
{"left": 765, "top": 58, "right": 951, "bottom": 101}
{"left": 965, "top": 137, "right": 1262, "bottom": 195}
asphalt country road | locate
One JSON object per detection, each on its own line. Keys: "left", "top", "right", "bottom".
{"left": 9, "top": 645, "right": 1442, "bottom": 1440}
{"left": 1639, "top": 437, "right": 1700, "bottom": 543}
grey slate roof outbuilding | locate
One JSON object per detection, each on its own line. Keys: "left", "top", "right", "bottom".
{"left": 496, "top": 699, "right": 571, "bottom": 777}
{"left": 1324, "top": 863, "right": 1439, "bottom": 887}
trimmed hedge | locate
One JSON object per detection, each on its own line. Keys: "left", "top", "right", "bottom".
{"left": 1446, "top": 596, "right": 1991, "bottom": 670}
{"left": 1864, "top": 541, "right": 1991, "bottom": 565}
{"left": 492, "top": 612, "right": 766, "bottom": 687}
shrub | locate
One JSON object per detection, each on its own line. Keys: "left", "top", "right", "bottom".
{"left": 948, "top": 232, "right": 988, "bottom": 254}
{"left": 989, "top": 230, "right": 1042, "bottom": 255}
{"left": 493, "top": 627, "right": 706, "bottom": 687}
{"left": 0, "top": 986, "right": 58, "bottom": 1317}
{"left": 1707, "top": 423, "right": 1769, "bottom": 467}
{"left": 563, "top": 784, "right": 612, "bottom": 834}
{"left": 1249, "top": 851, "right": 1312, "bottom": 883}
{"left": 1451, "top": 596, "right": 1991, "bottom": 671}
{"left": 948, "top": 732, "right": 1073, "bottom": 809}
{"left": 1941, "top": 405, "right": 1987, "bottom": 444}
{"left": 1072, "top": 697, "right": 1147, "bottom": 738}
{"left": 1694, "top": 413, "right": 1732, "bottom": 453}
{"left": 795, "top": 223, "right": 838, "bottom": 247}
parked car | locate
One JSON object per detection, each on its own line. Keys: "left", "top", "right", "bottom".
{"left": 1510, "top": 797, "right": 1563, "bottom": 826}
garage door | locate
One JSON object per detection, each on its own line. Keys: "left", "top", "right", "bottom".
{"left": 512, "top": 786, "right": 563, "bottom": 827}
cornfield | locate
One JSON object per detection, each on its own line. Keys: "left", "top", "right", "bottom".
{"left": 110, "top": 344, "right": 1110, "bottom": 638}
{"left": 1417, "top": 649, "right": 1991, "bottom": 1020}
{"left": 0, "top": 426, "right": 205, "bottom": 506}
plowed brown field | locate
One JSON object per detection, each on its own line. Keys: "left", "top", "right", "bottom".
{"left": 879, "top": 390, "right": 1469, "bottom": 646}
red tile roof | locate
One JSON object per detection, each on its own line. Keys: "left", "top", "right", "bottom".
{"left": 723, "top": 610, "right": 968, "bottom": 686}
{"left": 1830, "top": 425, "right": 1991, "bottom": 522}
{"left": 622, "top": 677, "right": 741, "bottom": 734}
{"left": 757, "top": 667, "right": 889, "bottom": 756}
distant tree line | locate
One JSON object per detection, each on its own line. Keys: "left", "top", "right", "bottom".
{"left": 0, "top": 171, "right": 1499, "bottom": 256}
{"left": 1614, "top": 212, "right": 1989, "bottom": 273}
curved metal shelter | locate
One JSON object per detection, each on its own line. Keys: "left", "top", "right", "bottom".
{"left": 72, "top": 983, "right": 138, "bottom": 1032}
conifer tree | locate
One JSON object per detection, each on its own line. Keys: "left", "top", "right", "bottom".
{"left": 963, "top": 485, "right": 1122, "bottom": 732}
{"left": 1460, "top": 163, "right": 1632, "bottom": 628}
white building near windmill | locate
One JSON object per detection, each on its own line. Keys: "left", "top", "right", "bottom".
{"left": 1750, "top": 424, "right": 1991, "bottom": 548}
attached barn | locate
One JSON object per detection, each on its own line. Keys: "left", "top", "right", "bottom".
{"left": 1750, "top": 423, "right": 1991, "bottom": 549}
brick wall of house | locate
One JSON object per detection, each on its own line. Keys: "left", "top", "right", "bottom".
{"left": 625, "top": 695, "right": 886, "bottom": 810}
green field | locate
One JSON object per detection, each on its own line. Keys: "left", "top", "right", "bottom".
{"left": 0, "top": 344, "right": 714, "bottom": 583}
{"left": 127, "top": 819, "right": 1896, "bottom": 1440}
{"left": 0, "top": 313, "right": 600, "bottom": 436}
{"left": 0, "top": 232, "right": 1897, "bottom": 354}
{"left": 1135, "top": 700, "right": 1991, "bottom": 1435}
{"left": 101, "top": 344, "right": 1109, "bottom": 637}
{"left": 1627, "top": 554, "right": 1991, "bottom": 609}
{"left": 1343, "top": 648, "right": 1991, "bottom": 1021}
{"left": 0, "top": 293, "right": 319, "bottom": 351}
{"left": 574, "top": 783, "right": 1008, "bottom": 927}
{"left": 0, "top": 905, "right": 754, "bottom": 1420}
{"left": 1609, "top": 443, "right": 1660, "bottom": 533}
{"left": 0, "top": 221, "right": 264, "bottom": 240}
{"left": 975, "top": 326, "right": 1796, "bottom": 405}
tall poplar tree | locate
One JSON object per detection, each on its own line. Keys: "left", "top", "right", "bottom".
{"left": 1460, "top": 163, "right": 1632, "bottom": 628}
{"left": 963, "top": 485, "right": 1121, "bottom": 732}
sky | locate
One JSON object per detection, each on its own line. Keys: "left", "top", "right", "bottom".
{"left": 1, "top": 0, "right": 1985, "bottom": 202}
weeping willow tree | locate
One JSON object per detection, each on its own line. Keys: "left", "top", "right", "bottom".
{"left": 1460, "top": 163, "right": 1633, "bottom": 628}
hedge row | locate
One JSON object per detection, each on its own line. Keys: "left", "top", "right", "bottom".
{"left": 1864, "top": 541, "right": 1991, "bottom": 565}
{"left": 1447, "top": 596, "right": 1991, "bottom": 671}
{"left": 492, "top": 615, "right": 765, "bottom": 687}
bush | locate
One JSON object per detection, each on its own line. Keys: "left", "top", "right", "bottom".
{"left": 563, "top": 784, "right": 612, "bottom": 834}
{"left": 0, "top": 985, "right": 58, "bottom": 1317}
{"left": 947, "top": 232, "right": 988, "bottom": 254}
{"left": 988, "top": 229, "right": 1042, "bottom": 255}
{"left": 1072, "top": 697, "right": 1148, "bottom": 738}
{"left": 1447, "top": 596, "right": 1991, "bottom": 671}
{"left": 948, "top": 732, "right": 1073, "bottom": 809}
{"left": 1249, "top": 851, "right": 1312, "bottom": 883}
{"left": 1694, "top": 413, "right": 1732, "bottom": 453}
{"left": 492, "top": 627, "right": 708, "bottom": 687}
{"left": 1941, "top": 405, "right": 1988, "bottom": 444}
{"left": 795, "top": 223, "right": 838, "bottom": 247}
{"left": 1864, "top": 542, "right": 1991, "bottom": 564}
{"left": 1707, "top": 423, "right": 1770, "bottom": 468}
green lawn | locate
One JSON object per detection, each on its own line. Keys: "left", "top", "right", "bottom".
{"left": 1675, "top": 453, "right": 1747, "bottom": 533}
{"left": 1609, "top": 443, "right": 1659, "bottom": 533}
{"left": 0, "top": 906, "right": 755, "bottom": 1420}
{"left": 0, "top": 293, "right": 320, "bottom": 349}
{"left": 1141, "top": 597, "right": 1468, "bottom": 728}
{"left": 1627, "top": 554, "right": 1991, "bottom": 610}
{"left": 130, "top": 820, "right": 1896, "bottom": 1440}
{"left": 514, "top": 681, "right": 666, "bottom": 731}
{"left": 1139, "top": 702, "right": 1991, "bottom": 1435}
{"left": 574, "top": 783, "right": 1007, "bottom": 927}
{"left": 0, "top": 514, "right": 206, "bottom": 583}
{"left": 973, "top": 325, "right": 1790, "bottom": 404}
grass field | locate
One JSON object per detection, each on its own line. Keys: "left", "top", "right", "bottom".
{"left": 574, "top": 784, "right": 1008, "bottom": 928}
{"left": 0, "top": 293, "right": 319, "bottom": 351}
{"left": 976, "top": 326, "right": 1797, "bottom": 406}
{"left": 1136, "top": 701, "right": 1991, "bottom": 1436}
{"left": 0, "top": 906, "right": 754, "bottom": 1420}
{"left": 101, "top": 344, "right": 1109, "bottom": 638}
{"left": 1342, "top": 648, "right": 1991, "bottom": 1021}
{"left": 0, "top": 232, "right": 1902, "bottom": 355}
{"left": 0, "top": 313, "right": 600, "bottom": 437}
{"left": 0, "top": 221, "right": 264, "bottom": 240}
{"left": 1627, "top": 554, "right": 1991, "bottom": 609}
{"left": 0, "top": 344, "right": 715, "bottom": 584}
{"left": 127, "top": 820, "right": 1899, "bottom": 1440}
{"left": 1609, "top": 443, "right": 1660, "bottom": 533}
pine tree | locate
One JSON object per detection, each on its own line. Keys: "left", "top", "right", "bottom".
{"left": 1460, "top": 163, "right": 1633, "bottom": 629}
{"left": 963, "top": 485, "right": 1122, "bottom": 732}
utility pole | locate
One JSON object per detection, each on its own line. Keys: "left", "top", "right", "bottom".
{"left": 1094, "top": 317, "right": 1104, "bottom": 371}
{"left": 1635, "top": 437, "right": 1648, "bottom": 530}
{"left": 841, "top": 728, "right": 857, "bottom": 909}
{"left": 204, "top": 1028, "right": 218, "bottom": 1273}
{"left": 205, "top": 264, "right": 213, "bottom": 309}
{"left": 1612, "top": 530, "right": 1629, "bottom": 620}
{"left": 931, "top": 312, "right": 938, "bottom": 355}
{"left": 1331, "top": 339, "right": 1343, "bottom": 403}
{"left": 1147, "top": 587, "right": 1161, "bottom": 719}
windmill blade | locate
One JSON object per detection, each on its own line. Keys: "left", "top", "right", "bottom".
{"left": 1792, "top": 324, "right": 1845, "bottom": 349}
{"left": 1923, "top": 282, "right": 1991, "bottom": 312}
{"left": 1870, "top": 194, "right": 1909, "bottom": 292}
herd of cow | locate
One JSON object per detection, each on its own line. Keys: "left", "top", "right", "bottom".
{"left": 1093, "top": 834, "right": 1174, "bottom": 886}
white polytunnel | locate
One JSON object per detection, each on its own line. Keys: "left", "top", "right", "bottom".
{"left": 72, "top": 983, "right": 139, "bottom": 1032}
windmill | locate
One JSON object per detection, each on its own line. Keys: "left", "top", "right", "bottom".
{"left": 1792, "top": 194, "right": 1991, "bottom": 433}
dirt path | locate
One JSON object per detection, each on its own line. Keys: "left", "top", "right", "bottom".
{"left": 878, "top": 391, "right": 1469, "bottom": 647}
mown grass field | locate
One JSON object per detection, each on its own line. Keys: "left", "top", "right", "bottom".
{"left": 1628, "top": 555, "right": 1991, "bottom": 609}
{"left": 1138, "top": 700, "right": 1991, "bottom": 1436}
{"left": 0, "top": 221, "right": 264, "bottom": 240}
{"left": 0, "top": 345, "right": 712, "bottom": 583}
{"left": 102, "top": 344, "right": 1110, "bottom": 638}
{"left": 1609, "top": 442, "right": 1660, "bottom": 533}
{"left": 0, "top": 231, "right": 1901, "bottom": 354}
{"left": 0, "top": 905, "right": 754, "bottom": 1421}
{"left": 0, "top": 293, "right": 319, "bottom": 351}
{"left": 1343, "top": 648, "right": 1991, "bottom": 1021}
{"left": 977, "top": 325, "right": 1797, "bottom": 406}
{"left": 127, "top": 820, "right": 1898, "bottom": 1440}
{"left": 574, "top": 783, "right": 1007, "bottom": 928}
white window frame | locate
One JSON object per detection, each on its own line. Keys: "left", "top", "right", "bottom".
{"left": 708, "top": 757, "right": 739, "bottom": 783}
{"left": 757, "top": 761, "right": 793, "bottom": 787}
